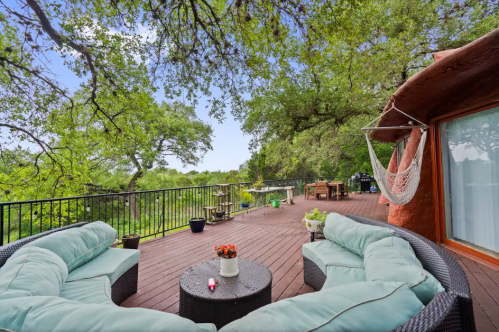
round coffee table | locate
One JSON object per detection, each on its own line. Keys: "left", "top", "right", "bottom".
{"left": 179, "top": 259, "right": 272, "bottom": 329}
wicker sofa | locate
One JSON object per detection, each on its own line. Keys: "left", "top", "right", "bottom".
{"left": 0, "top": 221, "right": 215, "bottom": 332}
{"left": 0, "top": 222, "right": 138, "bottom": 305}
{"left": 304, "top": 214, "right": 475, "bottom": 332}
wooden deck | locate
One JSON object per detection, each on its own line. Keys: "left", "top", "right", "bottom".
{"left": 121, "top": 193, "right": 498, "bottom": 332}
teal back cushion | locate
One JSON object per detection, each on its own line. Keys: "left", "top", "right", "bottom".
{"left": 220, "top": 281, "right": 423, "bottom": 332}
{"left": 364, "top": 237, "right": 445, "bottom": 305}
{"left": 0, "top": 296, "right": 211, "bottom": 332}
{"left": 0, "top": 247, "right": 67, "bottom": 300}
{"left": 323, "top": 213, "right": 397, "bottom": 257}
{"left": 28, "top": 221, "right": 117, "bottom": 272}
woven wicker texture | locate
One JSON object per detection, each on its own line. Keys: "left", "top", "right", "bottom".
{"left": 111, "top": 263, "right": 139, "bottom": 305}
{"left": 179, "top": 259, "right": 272, "bottom": 328}
{"left": 0, "top": 222, "right": 87, "bottom": 268}
{"left": 303, "top": 256, "right": 326, "bottom": 290}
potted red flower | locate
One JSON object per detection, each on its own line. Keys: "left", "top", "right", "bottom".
{"left": 215, "top": 244, "right": 239, "bottom": 277}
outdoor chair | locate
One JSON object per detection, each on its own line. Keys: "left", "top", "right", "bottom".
{"left": 315, "top": 182, "right": 329, "bottom": 200}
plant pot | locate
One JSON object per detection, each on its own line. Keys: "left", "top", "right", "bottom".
{"left": 213, "top": 211, "right": 225, "bottom": 218}
{"left": 305, "top": 218, "right": 325, "bottom": 236}
{"left": 220, "top": 257, "right": 239, "bottom": 277}
{"left": 271, "top": 200, "right": 280, "bottom": 208}
{"left": 122, "top": 234, "right": 140, "bottom": 249}
{"left": 240, "top": 203, "right": 250, "bottom": 208}
{"left": 189, "top": 217, "right": 206, "bottom": 233}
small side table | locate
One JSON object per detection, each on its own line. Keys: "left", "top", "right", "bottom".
{"left": 179, "top": 259, "right": 272, "bottom": 329}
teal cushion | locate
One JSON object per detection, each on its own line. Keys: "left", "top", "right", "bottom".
{"left": 220, "top": 281, "right": 423, "bottom": 332}
{"left": 0, "top": 296, "right": 215, "bottom": 332}
{"left": 323, "top": 213, "right": 397, "bottom": 257}
{"left": 302, "top": 240, "right": 364, "bottom": 276}
{"left": 68, "top": 248, "right": 140, "bottom": 285}
{"left": 0, "top": 247, "right": 67, "bottom": 300}
{"left": 60, "top": 276, "right": 113, "bottom": 305}
{"left": 322, "top": 265, "right": 365, "bottom": 290}
{"left": 28, "top": 221, "right": 117, "bottom": 272}
{"left": 364, "top": 237, "right": 445, "bottom": 305}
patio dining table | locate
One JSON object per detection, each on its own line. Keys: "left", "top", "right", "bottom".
{"left": 305, "top": 181, "right": 344, "bottom": 201}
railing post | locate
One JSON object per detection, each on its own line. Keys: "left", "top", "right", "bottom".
{"left": 162, "top": 191, "right": 166, "bottom": 237}
{"left": 0, "top": 204, "right": 3, "bottom": 246}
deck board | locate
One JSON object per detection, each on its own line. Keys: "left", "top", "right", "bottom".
{"left": 122, "top": 193, "right": 498, "bottom": 331}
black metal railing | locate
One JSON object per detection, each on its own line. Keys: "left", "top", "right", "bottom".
{"left": 0, "top": 177, "right": 345, "bottom": 246}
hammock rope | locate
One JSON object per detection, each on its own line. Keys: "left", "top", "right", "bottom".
{"left": 363, "top": 99, "right": 429, "bottom": 205}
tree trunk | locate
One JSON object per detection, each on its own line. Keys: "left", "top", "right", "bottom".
{"left": 127, "top": 169, "right": 144, "bottom": 220}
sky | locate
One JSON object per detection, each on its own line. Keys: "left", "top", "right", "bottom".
{"left": 46, "top": 48, "right": 253, "bottom": 173}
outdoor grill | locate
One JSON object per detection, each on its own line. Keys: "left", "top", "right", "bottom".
{"left": 354, "top": 173, "right": 375, "bottom": 193}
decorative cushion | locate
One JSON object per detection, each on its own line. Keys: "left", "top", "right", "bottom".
{"left": 0, "top": 296, "right": 216, "bottom": 332}
{"left": 60, "top": 276, "right": 113, "bottom": 305}
{"left": 219, "top": 281, "right": 423, "bottom": 332}
{"left": 364, "top": 236, "right": 445, "bottom": 304}
{"left": 67, "top": 248, "right": 140, "bottom": 285}
{"left": 302, "top": 240, "right": 364, "bottom": 275}
{"left": 0, "top": 247, "right": 67, "bottom": 300}
{"left": 27, "top": 221, "right": 117, "bottom": 272}
{"left": 323, "top": 213, "right": 397, "bottom": 257}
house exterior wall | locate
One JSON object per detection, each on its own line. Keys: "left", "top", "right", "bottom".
{"left": 387, "top": 129, "right": 437, "bottom": 241}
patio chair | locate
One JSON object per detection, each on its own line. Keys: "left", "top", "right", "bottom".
{"left": 339, "top": 184, "right": 349, "bottom": 199}
{"left": 315, "top": 181, "right": 329, "bottom": 200}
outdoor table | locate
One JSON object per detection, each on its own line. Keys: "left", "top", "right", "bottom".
{"left": 305, "top": 181, "right": 344, "bottom": 201}
{"left": 179, "top": 259, "right": 272, "bottom": 329}
{"left": 244, "top": 186, "right": 294, "bottom": 214}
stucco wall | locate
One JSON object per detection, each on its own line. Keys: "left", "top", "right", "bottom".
{"left": 387, "top": 129, "right": 436, "bottom": 241}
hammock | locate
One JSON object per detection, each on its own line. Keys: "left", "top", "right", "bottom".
{"left": 365, "top": 129, "right": 427, "bottom": 205}
{"left": 362, "top": 99, "right": 428, "bottom": 205}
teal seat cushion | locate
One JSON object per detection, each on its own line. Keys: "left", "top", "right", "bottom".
{"left": 0, "top": 247, "right": 67, "bottom": 300}
{"left": 364, "top": 237, "right": 445, "bottom": 305}
{"left": 67, "top": 248, "right": 140, "bottom": 285}
{"left": 302, "top": 240, "right": 364, "bottom": 276}
{"left": 0, "top": 296, "right": 216, "bottom": 332}
{"left": 60, "top": 276, "right": 113, "bottom": 305}
{"left": 322, "top": 265, "right": 366, "bottom": 290}
{"left": 28, "top": 221, "right": 117, "bottom": 272}
{"left": 323, "top": 213, "right": 397, "bottom": 257}
{"left": 220, "top": 281, "right": 423, "bottom": 332}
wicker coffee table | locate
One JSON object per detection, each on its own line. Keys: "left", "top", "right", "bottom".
{"left": 179, "top": 259, "right": 272, "bottom": 329}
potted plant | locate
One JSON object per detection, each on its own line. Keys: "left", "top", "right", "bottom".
{"left": 189, "top": 217, "right": 206, "bottom": 233}
{"left": 239, "top": 189, "right": 253, "bottom": 208}
{"left": 303, "top": 209, "right": 328, "bottom": 239}
{"left": 269, "top": 192, "right": 281, "bottom": 208}
{"left": 122, "top": 234, "right": 141, "bottom": 249}
{"left": 252, "top": 176, "right": 266, "bottom": 190}
{"left": 215, "top": 243, "right": 239, "bottom": 277}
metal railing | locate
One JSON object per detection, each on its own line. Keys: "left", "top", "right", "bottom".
{"left": 0, "top": 177, "right": 345, "bottom": 246}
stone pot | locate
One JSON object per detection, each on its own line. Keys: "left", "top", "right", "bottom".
{"left": 304, "top": 218, "right": 325, "bottom": 236}
{"left": 220, "top": 257, "right": 239, "bottom": 277}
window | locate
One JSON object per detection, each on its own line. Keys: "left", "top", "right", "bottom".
{"left": 440, "top": 106, "right": 499, "bottom": 256}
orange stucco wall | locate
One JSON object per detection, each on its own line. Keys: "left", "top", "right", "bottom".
{"left": 387, "top": 129, "right": 436, "bottom": 241}
{"left": 379, "top": 150, "right": 397, "bottom": 205}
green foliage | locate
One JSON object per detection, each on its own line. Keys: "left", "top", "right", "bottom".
{"left": 239, "top": 189, "right": 254, "bottom": 205}
{"left": 303, "top": 208, "right": 328, "bottom": 223}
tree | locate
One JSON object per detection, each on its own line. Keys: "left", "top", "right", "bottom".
{"left": 236, "top": 0, "right": 498, "bottom": 176}
{"left": 0, "top": 0, "right": 313, "bottom": 181}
